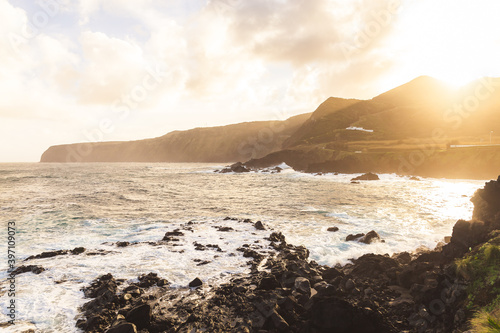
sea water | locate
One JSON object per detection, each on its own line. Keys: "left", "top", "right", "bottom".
{"left": 0, "top": 163, "right": 486, "bottom": 332}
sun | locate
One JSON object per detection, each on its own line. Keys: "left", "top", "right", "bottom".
{"left": 389, "top": 0, "right": 500, "bottom": 89}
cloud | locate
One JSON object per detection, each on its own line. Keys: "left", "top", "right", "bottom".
{"left": 224, "top": 0, "right": 402, "bottom": 66}
{"left": 3, "top": 0, "right": 500, "bottom": 162}
{"left": 76, "top": 31, "right": 146, "bottom": 104}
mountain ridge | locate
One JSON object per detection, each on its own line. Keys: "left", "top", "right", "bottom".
{"left": 41, "top": 76, "right": 500, "bottom": 178}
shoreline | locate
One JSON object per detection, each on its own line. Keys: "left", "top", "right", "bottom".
{"left": 5, "top": 177, "right": 499, "bottom": 332}
{"left": 73, "top": 176, "right": 500, "bottom": 332}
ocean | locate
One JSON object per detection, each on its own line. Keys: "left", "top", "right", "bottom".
{"left": 0, "top": 163, "right": 486, "bottom": 332}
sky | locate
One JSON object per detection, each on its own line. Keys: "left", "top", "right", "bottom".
{"left": 1, "top": 0, "right": 500, "bottom": 162}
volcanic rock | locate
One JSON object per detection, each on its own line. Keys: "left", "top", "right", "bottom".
{"left": 359, "top": 230, "right": 382, "bottom": 244}
{"left": 188, "top": 277, "right": 203, "bottom": 288}
{"left": 351, "top": 172, "right": 380, "bottom": 181}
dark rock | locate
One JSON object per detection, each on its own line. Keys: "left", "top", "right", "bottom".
{"left": 322, "top": 267, "right": 343, "bottom": 280}
{"left": 273, "top": 166, "right": 283, "bottom": 173}
{"left": 268, "top": 232, "right": 286, "bottom": 243}
{"left": 258, "top": 276, "right": 280, "bottom": 290}
{"left": 220, "top": 162, "right": 250, "bottom": 173}
{"left": 397, "top": 262, "right": 434, "bottom": 289}
{"left": 344, "top": 279, "right": 355, "bottom": 291}
{"left": 351, "top": 172, "right": 380, "bottom": 181}
{"left": 25, "top": 250, "right": 68, "bottom": 260}
{"left": 471, "top": 175, "right": 500, "bottom": 222}
{"left": 105, "top": 322, "right": 137, "bottom": 333}
{"left": 11, "top": 265, "right": 45, "bottom": 276}
{"left": 189, "top": 277, "right": 203, "bottom": 288}
{"left": 116, "top": 242, "right": 130, "bottom": 247}
{"left": 294, "top": 277, "right": 311, "bottom": 295}
{"left": 348, "top": 254, "right": 399, "bottom": 279}
{"left": 327, "top": 227, "right": 339, "bottom": 232}
{"left": 71, "top": 247, "right": 86, "bottom": 254}
{"left": 162, "top": 229, "right": 184, "bottom": 241}
{"left": 308, "top": 297, "right": 394, "bottom": 332}
{"left": 238, "top": 247, "right": 264, "bottom": 260}
{"left": 450, "top": 219, "right": 488, "bottom": 250}
{"left": 393, "top": 252, "right": 412, "bottom": 265}
{"left": 270, "top": 310, "right": 289, "bottom": 330}
{"left": 216, "top": 226, "right": 234, "bottom": 232}
{"left": 254, "top": 221, "right": 266, "bottom": 230}
{"left": 359, "top": 230, "right": 381, "bottom": 244}
{"left": 137, "top": 272, "right": 168, "bottom": 288}
{"left": 126, "top": 304, "right": 151, "bottom": 330}
{"left": 346, "top": 233, "right": 365, "bottom": 241}
{"left": 194, "top": 259, "right": 211, "bottom": 266}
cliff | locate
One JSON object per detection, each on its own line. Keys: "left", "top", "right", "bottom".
{"left": 41, "top": 76, "right": 500, "bottom": 178}
{"left": 40, "top": 113, "right": 310, "bottom": 163}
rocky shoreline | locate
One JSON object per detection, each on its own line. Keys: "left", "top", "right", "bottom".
{"left": 61, "top": 177, "right": 499, "bottom": 333}
{"left": 8, "top": 177, "right": 500, "bottom": 332}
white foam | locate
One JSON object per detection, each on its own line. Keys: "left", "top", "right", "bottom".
{"left": 0, "top": 219, "right": 275, "bottom": 332}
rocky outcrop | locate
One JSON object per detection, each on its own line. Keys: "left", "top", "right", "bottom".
{"left": 41, "top": 114, "right": 311, "bottom": 163}
{"left": 351, "top": 173, "right": 380, "bottom": 181}
{"left": 218, "top": 162, "right": 251, "bottom": 173}
{"left": 471, "top": 175, "right": 500, "bottom": 223}
{"left": 11, "top": 265, "right": 45, "bottom": 276}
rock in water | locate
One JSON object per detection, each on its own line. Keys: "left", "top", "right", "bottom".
{"left": 189, "top": 277, "right": 203, "bottom": 288}
{"left": 254, "top": 221, "right": 266, "bottom": 230}
{"left": 11, "top": 265, "right": 45, "bottom": 276}
{"left": 351, "top": 173, "right": 380, "bottom": 181}
{"left": 359, "top": 230, "right": 381, "bottom": 244}
{"left": 327, "top": 227, "right": 339, "bottom": 232}
{"left": 346, "top": 233, "right": 365, "bottom": 241}
{"left": 219, "top": 162, "right": 250, "bottom": 173}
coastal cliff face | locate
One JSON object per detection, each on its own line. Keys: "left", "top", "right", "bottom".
{"left": 40, "top": 113, "right": 310, "bottom": 163}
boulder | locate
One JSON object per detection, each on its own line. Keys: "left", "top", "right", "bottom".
{"left": 346, "top": 233, "right": 365, "bottom": 242}
{"left": 71, "top": 247, "right": 86, "bottom": 254}
{"left": 327, "top": 227, "right": 339, "bottom": 232}
{"left": 359, "top": 230, "right": 381, "bottom": 244}
{"left": 322, "top": 267, "right": 343, "bottom": 280}
{"left": 189, "top": 277, "right": 203, "bottom": 288}
{"left": 105, "top": 322, "right": 137, "bottom": 333}
{"left": 162, "top": 230, "right": 184, "bottom": 241}
{"left": 294, "top": 277, "right": 311, "bottom": 295}
{"left": 126, "top": 304, "right": 151, "bottom": 330}
{"left": 11, "top": 265, "right": 45, "bottom": 276}
{"left": 258, "top": 276, "right": 280, "bottom": 290}
{"left": 137, "top": 272, "right": 168, "bottom": 288}
{"left": 471, "top": 175, "right": 500, "bottom": 227}
{"left": 308, "top": 297, "right": 393, "bottom": 332}
{"left": 351, "top": 173, "right": 380, "bottom": 181}
{"left": 254, "top": 221, "right": 266, "bottom": 230}
{"left": 450, "top": 219, "right": 488, "bottom": 250}
{"left": 348, "top": 254, "right": 399, "bottom": 279}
